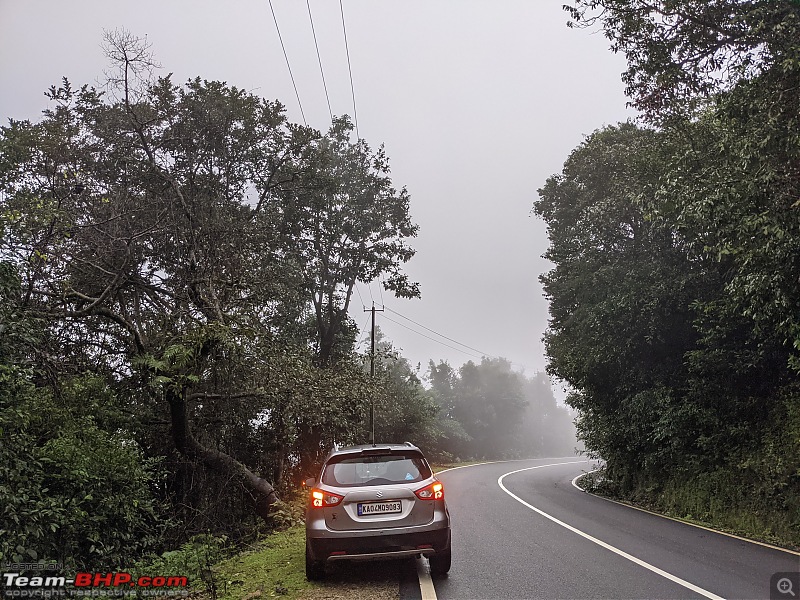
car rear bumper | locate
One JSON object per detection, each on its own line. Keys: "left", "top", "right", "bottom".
{"left": 307, "top": 526, "right": 450, "bottom": 562}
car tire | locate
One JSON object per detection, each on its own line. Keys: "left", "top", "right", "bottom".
{"left": 305, "top": 542, "right": 325, "bottom": 581}
{"left": 428, "top": 547, "right": 451, "bottom": 576}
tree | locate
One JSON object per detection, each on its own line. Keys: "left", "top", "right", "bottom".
{"left": 552, "top": 2, "right": 800, "bottom": 541}
{"left": 563, "top": 2, "right": 800, "bottom": 364}
{"left": 272, "top": 117, "right": 420, "bottom": 365}
{"left": 369, "top": 331, "right": 439, "bottom": 447}
{"left": 565, "top": 0, "right": 800, "bottom": 122}
{"left": 425, "top": 360, "right": 471, "bottom": 460}
{"left": 534, "top": 123, "right": 708, "bottom": 480}
{"left": 424, "top": 358, "right": 575, "bottom": 460}
{"left": 0, "top": 262, "right": 165, "bottom": 568}
{"left": 452, "top": 358, "right": 529, "bottom": 458}
{"left": 1, "top": 32, "right": 315, "bottom": 518}
{"left": 536, "top": 119, "right": 800, "bottom": 539}
{"left": 517, "top": 373, "right": 578, "bottom": 457}
{"left": 0, "top": 30, "right": 424, "bottom": 524}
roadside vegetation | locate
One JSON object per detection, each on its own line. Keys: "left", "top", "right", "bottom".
{"left": 200, "top": 525, "right": 310, "bottom": 600}
{"left": 577, "top": 469, "right": 800, "bottom": 551}
{"left": 540, "top": 1, "right": 800, "bottom": 548}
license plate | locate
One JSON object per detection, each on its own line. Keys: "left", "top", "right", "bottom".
{"left": 357, "top": 501, "right": 402, "bottom": 516}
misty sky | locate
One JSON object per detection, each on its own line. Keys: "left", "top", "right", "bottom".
{"left": 0, "top": 1, "right": 634, "bottom": 390}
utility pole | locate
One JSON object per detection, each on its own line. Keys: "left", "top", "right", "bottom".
{"left": 365, "top": 302, "right": 384, "bottom": 446}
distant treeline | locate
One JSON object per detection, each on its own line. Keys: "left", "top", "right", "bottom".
{"left": 538, "top": 1, "right": 800, "bottom": 545}
{"left": 371, "top": 337, "right": 577, "bottom": 463}
{"left": 0, "top": 31, "right": 573, "bottom": 571}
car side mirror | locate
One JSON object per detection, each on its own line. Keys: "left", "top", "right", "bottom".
{"left": 304, "top": 477, "right": 315, "bottom": 488}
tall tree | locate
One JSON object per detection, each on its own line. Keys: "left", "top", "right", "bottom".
{"left": 0, "top": 32, "right": 314, "bottom": 517}
{"left": 369, "top": 331, "right": 439, "bottom": 446}
{"left": 534, "top": 123, "right": 706, "bottom": 480}
{"left": 273, "top": 117, "right": 420, "bottom": 365}
{"left": 0, "top": 31, "right": 423, "bottom": 522}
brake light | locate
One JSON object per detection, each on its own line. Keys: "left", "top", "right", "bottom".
{"left": 415, "top": 481, "right": 444, "bottom": 500}
{"left": 310, "top": 488, "right": 344, "bottom": 508}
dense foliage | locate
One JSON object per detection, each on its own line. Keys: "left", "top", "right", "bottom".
{"left": 535, "top": 0, "right": 800, "bottom": 543}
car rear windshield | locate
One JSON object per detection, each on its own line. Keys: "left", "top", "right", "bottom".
{"left": 322, "top": 454, "right": 432, "bottom": 487}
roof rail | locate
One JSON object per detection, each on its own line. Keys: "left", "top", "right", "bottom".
{"left": 404, "top": 441, "right": 414, "bottom": 446}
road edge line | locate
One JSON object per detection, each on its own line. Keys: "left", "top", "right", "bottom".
{"left": 435, "top": 456, "right": 580, "bottom": 476}
{"left": 499, "top": 463, "right": 725, "bottom": 600}
{"left": 416, "top": 556, "right": 437, "bottom": 600}
{"left": 571, "top": 472, "right": 800, "bottom": 557}
{"left": 422, "top": 456, "right": 579, "bottom": 599}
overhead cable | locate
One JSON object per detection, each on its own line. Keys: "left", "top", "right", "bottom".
{"left": 366, "top": 278, "right": 375, "bottom": 304}
{"left": 383, "top": 309, "right": 531, "bottom": 372}
{"left": 268, "top": 0, "right": 307, "bottom": 126}
{"left": 354, "top": 281, "right": 366, "bottom": 309}
{"left": 356, "top": 314, "right": 371, "bottom": 349}
{"left": 384, "top": 307, "right": 496, "bottom": 358}
{"left": 377, "top": 277, "right": 385, "bottom": 308}
{"left": 306, "top": 0, "right": 334, "bottom": 121}
{"left": 379, "top": 314, "right": 485, "bottom": 361}
{"left": 339, "top": 0, "right": 359, "bottom": 139}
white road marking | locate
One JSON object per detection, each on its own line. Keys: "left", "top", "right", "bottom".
{"left": 570, "top": 469, "right": 602, "bottom": 492}
{"left": 415, "top": 457, "right": 579, "bottom": 599}
{"left": 435, "top": 456, "right": 580, "bottom": 476}
{"left": 416, "top": 555, "right": 437, "bottom": 600}
{"left": 499, "top": 462, "right": 725, "bottom": 600}
{"left": 571, "top": 471, "right": 800, "bottom": 557}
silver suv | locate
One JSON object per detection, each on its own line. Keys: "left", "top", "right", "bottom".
{"left": 304, "top": 443, "right": 451, "bottom": 580}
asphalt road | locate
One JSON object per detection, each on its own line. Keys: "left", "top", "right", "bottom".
{"left": 411, "top": 457, "right": 800, "bottom": 600}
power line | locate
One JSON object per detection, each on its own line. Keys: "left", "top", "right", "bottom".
{"left": 379, "top": 314, "right": 485, "bottom": 361}
{"left": 339, "top": 0, "right": 359, "bottom": 139}
{"left": 382, "top": 310, "right": 530, "bottom": 372}
{"left": 384, "top": 307, "right": 496, "bottom": 358}
{"left": 337, "top": 0, "right": 375, "bottom": 307}
{"left": 354, "top": 281, "right": 366, "bottom": 309}
{"left": 306, "top": 0, "right": 333, "bottom": 122}
{"left": 366, "top": 278, "right": 375, "bottom": 304}
{"left": 268, "top": 0, "right": 307, "bottom": 126}
{"left": 356, "top": 314, "right": 371, "bottom": 349}
{"left": 377, "top": 276, "right": 385, "bottom": 308}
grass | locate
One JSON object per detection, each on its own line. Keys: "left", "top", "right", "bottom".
{"left": 200, "top": 520, "right": 399, "bottom": 600}
{"left": 575, "top": 468, "right": 800, "bottom": 551}
{"left": 206, "top": 524, "right": 312, "bottom": 600}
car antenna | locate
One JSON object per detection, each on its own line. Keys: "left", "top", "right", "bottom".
{"left": 365, "top": 302, "right": 384, "bottom": 446}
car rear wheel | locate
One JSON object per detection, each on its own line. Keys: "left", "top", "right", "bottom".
{"left": 305, "top": 542, "right": 325, "bottom": 581}
{"left": 428, "top": 547, "right": 451, "bottom": 575}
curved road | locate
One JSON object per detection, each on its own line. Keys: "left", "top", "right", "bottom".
{"left": 413, "top": 457, "right": 800, "bottom": 600}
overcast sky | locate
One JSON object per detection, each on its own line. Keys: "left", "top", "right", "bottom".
{"left": 0, "top": 1, "right": 634, "bottom": 392}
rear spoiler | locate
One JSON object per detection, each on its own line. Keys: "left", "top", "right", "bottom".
{"left": 336, "top": 447, "right": 423, "bottom": 459}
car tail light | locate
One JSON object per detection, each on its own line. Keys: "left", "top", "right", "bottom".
{"left": 310, "top": 488, "right": 344, "bottom": 508}
{"left": 415, "top": 481, "right": 444, "bottom": 500}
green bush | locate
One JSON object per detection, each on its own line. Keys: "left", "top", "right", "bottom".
{"left": 133, "top": 534, "right": 227, "bottom": 595}
{"left": 0, "top": 369, "right": 169, "bottom": 568}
